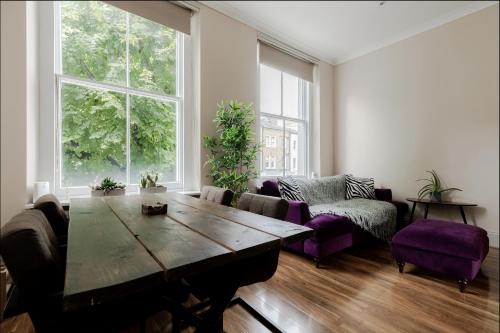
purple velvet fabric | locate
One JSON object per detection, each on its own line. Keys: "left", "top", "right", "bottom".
{"left": 304, "top": 214, "right": 354, "bottom": 241}
{"left": 256, "top": 179, "right": 409, "bottom": 263}
{"left": 286, "top": 200, "right": 310, "bottom": 225}
{"left": 261, "top": 180, "right": 281, "bottom": 197}
{"left": 304, "top": 228, "right": 369, "bottom": 259}
{"left": 284, "top": 200, "right": 310, "bottom": 253}
{"left": 391, "top": 219, "right": 489, "bottom": 280}
{"left": 392, "top": 219, "right": 488, "bottom": 260}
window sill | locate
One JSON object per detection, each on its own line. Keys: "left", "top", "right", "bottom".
{"left": 25, "top": 189, "right": 201, "bottom": 210}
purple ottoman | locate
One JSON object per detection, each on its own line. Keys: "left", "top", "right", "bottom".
{"left": 391, "top": 218, "right": 489, "bottom": 292}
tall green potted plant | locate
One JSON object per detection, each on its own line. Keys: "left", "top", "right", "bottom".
{"left": 204, "top": 100, "right": 260, "bottom": 205}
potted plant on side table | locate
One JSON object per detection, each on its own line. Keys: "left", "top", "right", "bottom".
{"left": 139, "top": 172, "right": 167, "bottom": 194}
{"left": 90, "top": 177, "right": 126, "bottom": 196}
{"left": 417, "top": 170, "right": 462, "bottom": 201}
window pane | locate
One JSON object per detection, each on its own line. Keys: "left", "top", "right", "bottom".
{"left": 260, "top": 65, "right": 281, "bottom": 115}
{"left": 283, "top": 73, "right": 299, "bottom": 119}
{"left": 261, "top": 116, "right": 284, "bottom": 176}
{"left": 61, "top": 1, "right": 126, "bottom": 85}
{"left": 61, "top": 83, "right": 126, "bottom": 187}
{"left": 285, "top": 121, "right": 306, "bottom": 176}
{"left": 130, "top": 96, "right": 177, "bottom": 184}
{"left": 129, "top": 14, "right": 177, "bottom": 95}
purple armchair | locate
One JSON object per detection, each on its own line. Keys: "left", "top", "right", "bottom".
{"left": 257, "top": 180, "right": 408, "bottom": 267}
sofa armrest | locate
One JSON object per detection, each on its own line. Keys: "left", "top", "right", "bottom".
{"left": 375, "top": 188, "right": 392, "bottom": 201}
{"left": 286, "top": 200, "right": 310, "bottom": 226}
{"left": 388, "top": 200, "right": 409, "bottom": 229}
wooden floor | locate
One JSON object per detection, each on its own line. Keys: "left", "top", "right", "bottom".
{"left": 2, "top": 243, "right": 498, "bottom": 333}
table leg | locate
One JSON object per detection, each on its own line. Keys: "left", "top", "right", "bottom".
{"left": 409, "top": 202, "right": 417, "bottom": 223}
{"left": 459, "top": 206, "right": 468, "bottom": 224}
{"left": 194, "top": 281, "right": 239, "bottom": 333}
{"left": 424, "top": 204, "right": 430, "bottom": 218}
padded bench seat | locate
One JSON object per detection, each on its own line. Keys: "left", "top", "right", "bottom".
{"left": 390, "top": 218, "right": 489, "bottom": 292}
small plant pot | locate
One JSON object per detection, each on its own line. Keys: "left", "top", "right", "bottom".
{"left": 429, "top": 192, "right": 441, "bottom": 202}
{"left": 91, "top": 188, "right": 126, "bottom": 197}
{"left": 140, "top": 186, "right": 167, "bottom": 194}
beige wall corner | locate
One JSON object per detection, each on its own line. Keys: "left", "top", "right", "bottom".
{"left": 333, "top": 4, "right": 499, "bottom": 246}
{"left": 197, "top": 4, "right": 258, "bottom": 186}
{"left": 312, "top": 61, "right": 336, "bottom": 178}
{"left": 1, "top": 2, "right": 27, "bottom": 226}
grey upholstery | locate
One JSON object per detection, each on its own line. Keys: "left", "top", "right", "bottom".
{"left": 34, "top": 194, "right": 69, "bottom": 243}
{"left": 237, "top": 193, "right": 289, "bottom": 220}
{"left": 200, "top": 186, "right": 234, "bottom": 206}
{"left": 0, "top": 210, "right": 64, "bottom": 299}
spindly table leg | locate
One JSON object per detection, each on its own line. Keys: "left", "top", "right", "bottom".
{"left": 409, "top": 202, "right": 417, "bottom": 223}
{"left": 424, "top": 203, "right": 430, "bottom": 218}
{"left": 459, "top": 206, "right": 468, "bottom": 224}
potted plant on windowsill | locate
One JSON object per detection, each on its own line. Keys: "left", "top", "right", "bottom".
{"left": 90, "top": 177, "right": 126, "bottom": 196}
{"left": 417, "top": 170, "right": 462, "bottom": 202}
{"left": 139, "top": 172, "right": 167, "bottom": 194}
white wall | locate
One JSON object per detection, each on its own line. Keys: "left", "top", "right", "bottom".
{"left": 197, "top": 5, "right": 258, "bottom": 186}
{"left": 26, "top": 1, "right": 39, "bottom": 203}
{"left": 197, "top": 4, "right": 336, "bottom": 185}
{"left": 1, "top": 1, "right": 39, "bottom": 226}
{"left": 333, "top": 5, "right": 499, "bottom": 246}
{"left": 311, "top": 61, "right": 336, "bottom": 178}
{"left": 0, "top": 1, "right": 336, "bottom": 223}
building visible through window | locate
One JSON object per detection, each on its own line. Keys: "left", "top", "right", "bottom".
{"left": 260, "top": 64, "right": 309, "bottom": 176}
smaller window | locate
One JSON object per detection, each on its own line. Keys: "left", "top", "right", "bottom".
{"left": 259, "top": 64, "right": 309, "bottom": 177}
{"left": 270, "top": 157, "right": 276, "bottom": 169}
{"left": 264, "top": 156, "right": 276, "bottom": 169}
{"left": 270, "top": 136, "right": 276, "bottom": 148}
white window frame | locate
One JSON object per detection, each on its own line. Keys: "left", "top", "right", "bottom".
{"left": 49, "top": 1, "right": 190, "bottom": 196}
{"left": 258, "top": 64, "right": 309, "bottom": 177}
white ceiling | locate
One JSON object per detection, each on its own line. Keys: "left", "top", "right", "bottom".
{"left": 201, "top": 1, "right": 498, "bottom": 65}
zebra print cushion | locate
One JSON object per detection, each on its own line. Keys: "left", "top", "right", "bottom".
{"left": 346, "top": 174, "right": 376, "bottom": 200}
{"left": 277, "top": 176, "right": 307, "bottom": 202}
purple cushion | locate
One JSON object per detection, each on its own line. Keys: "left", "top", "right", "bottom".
{"left": 261, "top": 180, "right": 280, "bottom": 197}
{"left": 286, "top": 200, "right": 310, "bottom": 225}
{"left": 392, "top": 219, "right": 488, "bottom": 261}
{"left": 305, "top": 214, "right": 356, "bottom": 242}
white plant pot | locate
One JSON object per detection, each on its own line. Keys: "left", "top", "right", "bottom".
{"left": 90, "top": 188, "right": 126, "bottom": 197}
{"left": 140, "top": 186, "right": 167, "bottom": 194}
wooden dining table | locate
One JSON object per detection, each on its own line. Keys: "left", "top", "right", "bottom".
{"left": 63, "top": 192, "right": 313, "bottom": 319}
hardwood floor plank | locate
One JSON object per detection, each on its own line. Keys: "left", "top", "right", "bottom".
{"left": 2, "top": 244, "right": 498, "bottom": 333}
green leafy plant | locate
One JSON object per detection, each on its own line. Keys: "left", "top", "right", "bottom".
{"left": 140, "top": 171, "right": 161, "bottom": 188}
{"left": 91, "top": 176, "right": 126, "bottom": 193}
{"left": 60, "top": 1, "right": 177, "bottom": 186}
{"left": 417, "top": 170, "right": 461, "bottom": 201}
{"left": 204, "top": 100, "right": 260, "bottom": 204}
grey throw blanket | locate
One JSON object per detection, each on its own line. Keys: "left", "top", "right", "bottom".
{"left": 291, "top": 175, "right": 396, "bottom": 241}
{"left": 294, "top": 175, "right": 346, "bottom": 206}
{"left": 309, "top": 199, "right": 397, "bottom": 241}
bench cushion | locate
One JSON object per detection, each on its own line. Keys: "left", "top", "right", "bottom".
{"left": 392, "top": 219, "right": 489, "bottom": 261}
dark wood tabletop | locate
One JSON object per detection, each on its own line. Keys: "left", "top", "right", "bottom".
{"left": 64, "top": 193, "right": 313, "bottom": 311}
{"left": 406, "top": 197, "right": 477, "bottom": 206}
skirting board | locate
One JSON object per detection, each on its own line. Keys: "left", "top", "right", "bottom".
{"left": 488, "top": 231, "right": 499, "bottom": 248}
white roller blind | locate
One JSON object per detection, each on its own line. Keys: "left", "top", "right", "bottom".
{"left": 259, "top": 42, "right": 314, "bottom": 82}
{"left": 104, "top": 1, "right": 191, "bottom": 35}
